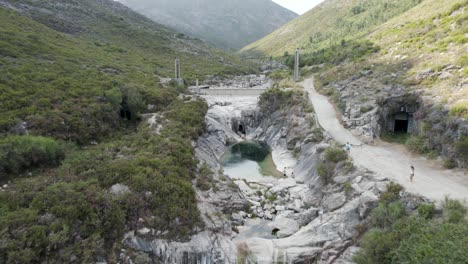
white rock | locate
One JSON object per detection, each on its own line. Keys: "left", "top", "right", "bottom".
{"left": 269, "top": 178, "right": 297, "bottom": 194}
{"left": 137, "top": 228, "right": 151, "bottom": 235}
{"left": 110, "top": 184, "right": 130, "bottom": 196}
{"left": 275, "top": 205, "right": 286, "bottom": 211}
{"left": 269, "top": 217, "right": 300, "bottom": 238}
{"left": 236, "top": 180, "right": 254, "bottom": 196}
{"left": 322, "top": 192, "right": 346, "bottom": 212}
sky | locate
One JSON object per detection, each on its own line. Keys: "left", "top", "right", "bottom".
{"left": 273, "top": 0, "right": 325, "bottom": 15}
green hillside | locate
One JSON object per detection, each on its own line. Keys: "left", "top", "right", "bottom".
{"left": 0, "top": 0, "right": 254, "bottom": 261}
{"left": 0, "top": 0, "right": 254, "bottom": 142}
{"left": 242, "top": 0, "right": 423, "bottom": 56}
{"left": 243, "top": 0, "right": 467, "bottom": 166}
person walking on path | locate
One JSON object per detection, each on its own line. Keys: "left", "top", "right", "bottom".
{"left": 410, "top": 165, "right": 415, "bottom": 183}
{"left": 345, "top": 142, "right": 351, "bottom": 154}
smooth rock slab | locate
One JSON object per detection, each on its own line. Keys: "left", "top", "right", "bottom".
{"left": 269, "top": 217, "right": 300, "bottom": 238}
{"left": 322, "top": 192, "right": 346, "bottom": 212}
{"left": 270, "top": 178, "right": 297, "bottom": 194}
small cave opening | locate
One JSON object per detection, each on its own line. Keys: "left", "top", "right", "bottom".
{"left": 238, "top": 124, "right": 246, "bottom": 135}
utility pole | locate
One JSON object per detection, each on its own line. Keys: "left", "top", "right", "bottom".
{"left": 175, "top": 58, "right": 181, "bottom": 79}
{"left": 294, "top": 48, "right": 300, "bottom": 82}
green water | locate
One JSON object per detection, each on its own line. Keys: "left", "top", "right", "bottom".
{"left": 221, "top": 141, "right": 283, "bottom": 180}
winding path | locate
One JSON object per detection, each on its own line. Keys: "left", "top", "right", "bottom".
{"left": 303, "top": 78, "right": 468, "bottom": 203}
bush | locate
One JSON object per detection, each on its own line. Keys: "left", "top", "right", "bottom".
{"left": 418, "top": 203, "right": 436, "bottom": 219}
{"left": 455, "top": 137, "right": 468, "bottom": 161}
{"left": 0, "top": 135, "right": 65, "bottom": 176}
{"left": 442, "top": 197, "right": 467, "bottom": 223}
{"left": 317, "top": 163, "right": 333, "bottom": 184}
{"left": 405, "top": 136, "right": 429, "bottom": 154}
{"left": 324, "top": 147, "right": 348, "bottom": 163}
{"left": 379, "top": 182, "right": 404, "bottom": 204}
{"left": 196, "top": 163, "right": 214, "bottom": 191}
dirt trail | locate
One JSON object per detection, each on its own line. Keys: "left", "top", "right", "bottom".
{"left": 303, "top": 78, "right": 468, "bottom": 202}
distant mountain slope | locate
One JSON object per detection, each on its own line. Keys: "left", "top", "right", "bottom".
{"left": 0, "top": 0, "right": 254, "bottom": 142}
{"left": 247, "top": 0, "right": 467, "bottom": 167}
{"left": 117, "top": 0, "right": 297, "bottom": 50}
{"left": 242, "top": 0, "right": 423, "bottom": 56}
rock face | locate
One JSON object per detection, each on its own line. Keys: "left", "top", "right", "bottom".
{"left": 321, "top": 68, "right": 468, "bottom": 167}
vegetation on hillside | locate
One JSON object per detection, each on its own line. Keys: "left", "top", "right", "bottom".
{"left": 0, "top": 2, "right": 254, "bottom": 142}
{"left": 0, "top": 0, "right": 255, "bottom": 262}
{"left": 242, "top": 0, "right": 423, "bottom": 56}
{"left": 354, "top": 184, "right": 468, "bottom": 264}
{"left": 0, "top": 100, "right": 207, "bottom": 262}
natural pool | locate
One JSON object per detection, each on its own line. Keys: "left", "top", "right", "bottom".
{"left": 221, "top": 141, "right": 283, "bottom": 181}
{"left": 221, "top": 141, "right": 283, "bottom": 240}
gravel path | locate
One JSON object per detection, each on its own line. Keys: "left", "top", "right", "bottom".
{"left": 303, "top": 77, "right": 468, "bottom": 202}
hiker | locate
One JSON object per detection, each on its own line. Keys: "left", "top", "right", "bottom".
{"left": 410, "top": 165, "right": 415, "bottom": 183}
{"left": 345, "top": 142, "right": 351, "bottom": 153}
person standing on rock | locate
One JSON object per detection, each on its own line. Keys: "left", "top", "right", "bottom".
{"left": 410, "top": 165, "right": 415, "bottom": 183}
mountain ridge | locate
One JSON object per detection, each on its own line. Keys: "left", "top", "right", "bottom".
{"left": 117, "top": 0, "right": 297, "bottom": 50}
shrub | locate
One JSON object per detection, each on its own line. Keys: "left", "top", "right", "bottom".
{"left": 455, "top": 137, "right": 468, "bottom": 161}
{"left": 442, "top": 197, "right": 467, "bottom": 223}
{"left": 317, "top": 163, "right": 333, "bottom": 184}
{"left": 324, "top": 147, "right": 348, "bottom": 163}
{"left": 418, "top": 203, "right": 436, "bottom": 219}
{"left": 196, "top": 163, "right": 214, "bottom": 191}
{"left": 0, "top": 135, "right": 65, "bottom": 176}
{"left": 405, "top": 136, "right": 429, "bottom": 154}
{"left": 379, "top": 182, "right": 403, "bottom": 205}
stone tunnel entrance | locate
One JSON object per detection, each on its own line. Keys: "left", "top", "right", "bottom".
{"left": 393, "top": 112, "right": 410, "bottom": 133}
{"left": 379, "top": 96, "right": 419, "bottom": 135}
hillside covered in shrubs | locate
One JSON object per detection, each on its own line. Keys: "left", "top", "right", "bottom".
{"left": 0, "top": 0, "right": 254, "bottom": 262}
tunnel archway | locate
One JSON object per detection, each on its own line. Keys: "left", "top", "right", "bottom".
{"left": 393, "top": 112, "right": 409, "bottom": 133}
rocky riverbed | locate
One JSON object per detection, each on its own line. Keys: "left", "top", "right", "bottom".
{"left": 121, "top": 89, "right": 427, "bottom": 263}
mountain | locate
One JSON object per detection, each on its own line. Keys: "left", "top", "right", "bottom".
{"left": 0, "top": 0, "right": 254, "bottom": 142}
{"left": 117, "top": 0, "right": 297, "bottom": 50}
{"left": 244, "top": 0, "right": 467, "bottom": 167}
{"left": 242, "top": 0, "right": 424, "bottom": 56}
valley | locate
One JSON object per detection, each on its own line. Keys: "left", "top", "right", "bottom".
{"left": 0, "top": 0, "right": 466, "bottom": 263}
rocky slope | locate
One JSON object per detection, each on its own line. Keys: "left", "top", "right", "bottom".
{"left": 117, "top": 0, "right": 297, "bottom": 50}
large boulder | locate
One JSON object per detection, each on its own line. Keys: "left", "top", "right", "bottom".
{"left": 269, "top": 217, "right": 300, "bottom": 238}
{"left": 322, "top": 192, "right": 347, "bottom": 212}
